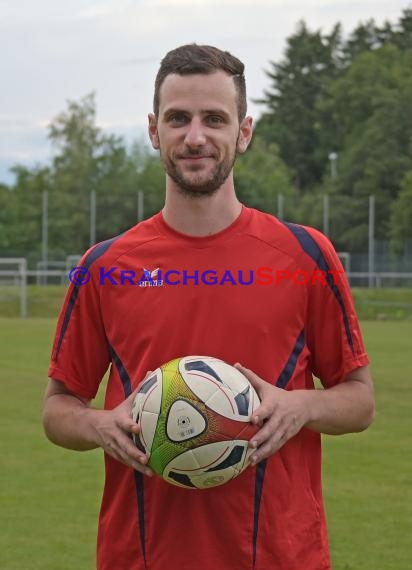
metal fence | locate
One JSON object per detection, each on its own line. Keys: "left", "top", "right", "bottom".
{"left": 2, "top": 190, "right": 412, "bottom": 264}
{"left": 1, "top": 190, "right": 411, "bottom": 318}
{"left": 1, "top": 265, "right": 412, "bottom": 319}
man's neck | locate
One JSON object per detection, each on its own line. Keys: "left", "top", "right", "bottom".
{"left": 162, "top": 176, "right": 242, "bottom": 237}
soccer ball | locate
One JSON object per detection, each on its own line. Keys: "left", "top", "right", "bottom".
{"left": 132, "top": 355, "right": 260, "bottom": 489}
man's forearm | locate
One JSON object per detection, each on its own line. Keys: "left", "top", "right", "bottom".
{"left": 304, "top": 376, "right": 375, "bottom": 435}
{"left": 43, "top": 393, "right": 102, "bottom": 451}
{"left": 43, "top": 379, "right": 152, "bottom": 474}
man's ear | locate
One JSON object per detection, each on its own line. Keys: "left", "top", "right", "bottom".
{"left": 237, "top": 116, "right": 253, "bottom": 154}
{"left": 148, "top": 113, "right": 160, "bottom": 150}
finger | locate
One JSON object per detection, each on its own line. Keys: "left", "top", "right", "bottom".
{"left": 128, "top": 452, "right": 153, "bottom": 476}
{"left": 235, "top": 365, "right": 281, "bottom": 427}
{"left": 132, "top": 462, "right": 153, "bottom": 476}
{"left": 249, "top": 442, "right": 280, "bottom": 465}
{"left": 249, "top": 399, "right": 277, "bottom": 426}
{"left": 110, "top": 428, "right": 148, "bottom": 463}
{"left": 250, "top": 421, "right": 296, "bottom": 464}
{"left": 126, "top": 438, "right": 149, "bottom": 464}
{"left": 248, "top": 408, "right": 287, "bottom": 452}
{"left": 123, "top": 445, "right": 153, "bottom": 476}
{"left": 119, "top": 451, "right": 153, "bottom": 476}
{"left": 109, "top": 437, "right": 153, "bottom": 476}
{"left": 249, "top": 436, "right": 284, "bottom": 465}
{"left": 249, "top": 414, "right": 275, "bottom": 449}
{"left": 118, "top": 416, "right": 141, "bottom": 434}
{"left": 113, "top": 416, "right": 150, "bottom": 465}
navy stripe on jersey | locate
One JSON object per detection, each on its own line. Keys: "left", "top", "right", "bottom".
{"left": 54, "top": 285, "right": 81, "bottom": 361}
{"left": 253, "top": 460, "right": 267, "bottom": 567}
{"left": 134, "top": 472, "right": 147, "bottom": 566}
{"left": 54, "top": 234, "right": 122, "bottom": 359}
{"left": 276, "top": 329, "right": 305, "bottom": 389}
{"left": 282, "top": 222, "right": 354, "bottom": 354}
{"left": 54, "top": 284, "right": 80, "bottom": 360}
{"left": 111, "top": 348, "right": 147, "bottom": 566}
{"left": 109, "top": 344, "right": 133, "bottom": 397}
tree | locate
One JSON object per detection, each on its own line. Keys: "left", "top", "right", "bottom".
{"left": 46, "top": 93, "right": 160, "bottom": 256}
{"left": 0, "top": 183, "right": 15, "bottom": 251}
{"left": 234, "top": 137, "right": 295, "bottom": 215}
{"left": 390, "top": 169, "right": 412, "bottom": 255}
{"left": 342, "top": 19, "right": 386, "bottom": 64}
{"left": 316, "top": 44, "right": 412, "bottom": 248}
{"left": 0, "top": 165, "right": 51, "bottom": 261}
{"left": 254, "top": 21, "right": 343, "bottom": 190}
{"left": 135, "top": 148, "right": 165, "bottom": 219}
{"left": 47, "top": 92, "right": 107, "bottom": 255}
{"left": 387, "top": 8, "right": 412, "bottom": 51}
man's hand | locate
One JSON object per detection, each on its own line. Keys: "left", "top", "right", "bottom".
{"left": 235, "top": 363, "right": 309, "bottom": 465}
{"left": 89, "top": 390, "right": 153, "bottom": 476}
{"left": 234, "top": 362, "right": 375, "bottom": 466}
{"left": 43, "top": 377, "right": 153, "bottom": 476}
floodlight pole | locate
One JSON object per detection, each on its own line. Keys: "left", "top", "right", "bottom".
{"left": 323, "top": 195, "right": 330, "bottom": 236}
{"left": 324, "top": 152, "right": 338, "bottom": 237}
{"left": 277, "top": 194, "right": 284, "bottom": 219}
{"left": 328, "top": 152, "right": 338, "bottom": 180}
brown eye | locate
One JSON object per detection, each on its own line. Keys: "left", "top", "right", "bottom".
{"left": 207, "top": 115, "right": 224, "bottom": 125}
{"left": 169, "top": 114, "right": 188, "bottom": 125}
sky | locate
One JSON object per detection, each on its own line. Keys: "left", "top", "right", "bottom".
{"left": 0, "top": 0, "right": 410, "bottom": 184}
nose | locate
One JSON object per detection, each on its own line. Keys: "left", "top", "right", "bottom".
{"left": 184, "top": 118, "right": 206, "bottom": 148}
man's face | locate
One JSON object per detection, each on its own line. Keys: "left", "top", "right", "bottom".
{"left": 148, "top": 71, "right": 252, "bottom": 197}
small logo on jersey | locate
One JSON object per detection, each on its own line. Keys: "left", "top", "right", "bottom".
{"left": 139, "top": 267, "right": 164, "bottom": 287}
{"left": 69, "top": 266, "right": 90, "bottom": 286}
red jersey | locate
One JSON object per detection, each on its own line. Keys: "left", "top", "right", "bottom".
{"left": 49, "top": 206, "right": 368, "bottom": 570}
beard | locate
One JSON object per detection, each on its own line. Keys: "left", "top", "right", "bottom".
{"left": 160, "top": 146, "right": 237, "bottom": 198}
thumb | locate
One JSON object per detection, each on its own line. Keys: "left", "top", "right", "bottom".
{"left": 234, "top": 363, "right": 267, "bottom": 426}
{"left": 138, "top": 369, "right": 154, "bottom": 389}
{"left": 234, "top": 363, "right": 266, "bottom": 393}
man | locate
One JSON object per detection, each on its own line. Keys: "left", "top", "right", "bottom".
{"left": 43, "top": 44, "right": 375, "bottom": 570}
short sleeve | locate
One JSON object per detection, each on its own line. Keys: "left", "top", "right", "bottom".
{"left": 48, "top": 251, "right": 111, "bottom": 400}
{"left": 305, "top": 230, "right": 369, "bottom": 387}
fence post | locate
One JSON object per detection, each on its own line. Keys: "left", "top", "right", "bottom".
{"left": 368, "top": 195, "right": 375, "bottom": 288}
{"left": 137, "top": 191, "right": 144, "bottom": 222}
{"left": 42, "top": 191, "right": 48, "bottom": 285}
{"left": 20, "top": 259, "right": 27, "bottom": 318}
{"left": 90, "top": 191, "right": 96, "bottom": 246}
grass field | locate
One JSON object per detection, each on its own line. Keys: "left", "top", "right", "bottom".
{"left": 1, "top": 285, "right": 412, "bottom": 320}
{"left": 0, "top": 318, "right": 411, "bottom": 569}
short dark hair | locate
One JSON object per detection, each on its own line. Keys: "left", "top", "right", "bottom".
{"left": 153, "top": 44, "right": 247, "bottom": 122}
